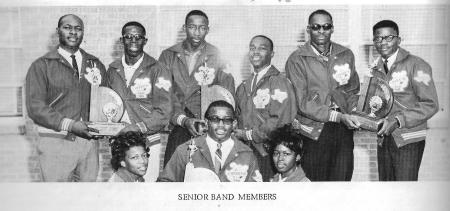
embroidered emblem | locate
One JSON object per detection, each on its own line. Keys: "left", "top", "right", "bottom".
{"left": 414, "top": 70, "right": 431, "bottom": 86}
{"left": 225, "top": 162, "right": 248, "bottom": 182}
{"left": 131, "top": 78, "right": 152, "bottom": 98}
{"left": 252, "top": 170, "right": 263, "bottom": 182}
{"left": 389, "top": 71, "right": 409, "bottom": 92}
{"left": 155, "top": 77, "right": 171, "bottom": 92}
{"left": 332, "top": 63, "right": 351, "bottom": 86}
{"left": 253, "top": 88, "right": 271, "bottom": 109}
{"left": 84, "top": 62, "right": 101, "bottom": 85}
{"left": 271, "top": 89, "right": 287, "bottom": 104}
{"left": 194, "top": 64, "right": 216, "bottom": 86}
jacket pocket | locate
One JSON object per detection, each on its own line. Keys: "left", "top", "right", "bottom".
{"left": 49, "top": 93, "right": 64, "bottom": 108}
{"left": 139, "top": 104, "right": 152, "bottom": 114}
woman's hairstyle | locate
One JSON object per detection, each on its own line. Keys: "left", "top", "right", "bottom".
{"left": 109, "top": 131, "right": 148, "bottom": 171}
{"left": 267, "top": 124, "right": 304, "bottom": 158}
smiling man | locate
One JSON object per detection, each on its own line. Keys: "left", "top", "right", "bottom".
{"left": 235, "top": 35, "right": 297, "bottom": 181}
{"left": 25, "top": 14, "right": 108, "bottom": 181}
{"left": 285, "top": 9, "right": 360, "bottom": 181}
{"left": 106, "top": 21, "right": 173, "bottom": 182}
{"left": 159, "top": 10, "right": 235, "bottom": 167}
{"left": 159, "top": 100, "right": 262, "bottom": 182}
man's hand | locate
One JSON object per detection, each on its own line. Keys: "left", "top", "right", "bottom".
{"left": 339, "top": 113, "right": 361, "bottom": 129}
{"left": 183, "top": 118, "right": 205, "bottom": 136}
{"left": 377, "top": 118, "right": 399, "bottom": 137}
{"left": 70, "top": 121, "right": 98, "bottom": 139}
{"left": 118, "top": 123, "right": 140, "bottom": 135}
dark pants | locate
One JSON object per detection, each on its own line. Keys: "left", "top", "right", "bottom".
{"left": 377, "top": 136, "right": 425, "bottom": 181}
{"left": 300, "top": 122, "right": 354, "bottom": 181}
{"left": 249, "top": 144, "right": 274, "bottom": 182}
{"left": 163, "top": 125, "right": 191, "bottom": 167}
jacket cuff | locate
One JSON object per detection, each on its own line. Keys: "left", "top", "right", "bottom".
{"left": 246, "top": 130, "right": 253, "bottom": 141}
{"left": 329, "top": 111, "right": 341, "bottom": 122}
{"left": 395, "top": 115, "right": 404, "bottom": 129}
{"left": 136, "top": 122, "right": 148, "bottom": 133}
{"left": 60, "top": 118, "right": 75, "bottom": 132}
{"left": 176, "top": 114, "right": 188, "bottom": 126}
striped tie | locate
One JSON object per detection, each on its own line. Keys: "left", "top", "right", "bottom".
{"left": 214, "top": 143, "right": 222, "bottom": 174}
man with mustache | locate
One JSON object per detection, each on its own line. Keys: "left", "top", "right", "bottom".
{"left": 25, "top": 14, "right": 107, "bottom": 181}
{"left": 106, "top": 21, "right": 173, "bottom": 181}
{"left": 159, "top": 10, "right": 235, "bottom": 167}
{"left": 235, "top": 35, "right": 297, "bottom": 181}
{"left": 285, "top": 9, "right": 360, "bottom": 181}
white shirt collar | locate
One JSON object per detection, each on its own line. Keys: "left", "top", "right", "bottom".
{"left": 205, "top": 135, "right": 234, "bottom": 166}
{"left": 57, "top": 47, "right": 82, "bottom": 70}
{"left": 311, "top": 43, "right": 332, "bottom": 57}
{"left": 121, "top": 54, "right": 144, "bottom": 86}
{"left": 252, "top": 64, "right": 272, "bottom": 86}
{"left": 384, "top": 48, "right": 399, "bottom": 70}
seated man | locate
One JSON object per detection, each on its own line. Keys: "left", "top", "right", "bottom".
{"left": 269, "top": 125, "right": 310, "bottom": 182}
{"left": 158, "top": 100, "right": 262, "bottom": 182}
{"left": 109, "top": 131, "right": 149, "bottom": 182}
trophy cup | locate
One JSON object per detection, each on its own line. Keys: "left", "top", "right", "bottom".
{"left": 85, "top": 61, "right": 126, "bottom": 136}
{"left": 351, "top": 71, "right": 394, "bottom": 132}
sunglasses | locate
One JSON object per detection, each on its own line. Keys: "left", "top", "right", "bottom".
{"left": 207, "top": 116, "right": 234, "bottom": 125}
{"left": 373, "top": 35, "right": 399, "bottom": 43}
{"left": 308, "top": 23, "right": 333, "bottom": 31}
{"left": 122, "top": 34, "right": 146, "bottom": 41}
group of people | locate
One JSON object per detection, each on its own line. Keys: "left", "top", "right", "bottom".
{"left": 25, "top": 9, "right": 438, "bottom": 183}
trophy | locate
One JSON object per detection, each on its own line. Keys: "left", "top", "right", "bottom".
{"left": 85, "top": 61, "right": 126, "bottom": 136}
{"left": 352, "top": 71, "right": 394, "bottom": 132}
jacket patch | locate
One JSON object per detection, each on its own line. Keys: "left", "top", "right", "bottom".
{"left": 271, "top": 89, "right": 287, "bottom": 104}
{"left": 389, "top": 70, "right": 409, "bottom": 92}
{"left": 252, "top": 170, "right": 263, "bottom": 182}
{"left": 194, "top": 66, "right": 215, "bottom": 85}
{"left": 225, "top": 162, "right": 248, "bottom": 182}
{"left": 131, "top": 77, "right": 152, "bottom": 99}
{"left": 155, "top": 77, "right": 171, "bottom": 92}
{"left": 84, "top": 63, "right": 102, "bottom": 85}
{"left": 414, "top": 70, "right": 431, "bottom": 86}
{"left": 253, "top": 88, "right": 271, "bottom": 109}
{"left": 332, "top": 63, "right": 351, "bottom": 85}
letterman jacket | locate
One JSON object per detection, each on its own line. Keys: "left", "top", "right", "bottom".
{"left": 285, "top": 41, "right": 360, "bottom": 140}
{"left": 371, "top": 47, "right": 438, "bottom": 147}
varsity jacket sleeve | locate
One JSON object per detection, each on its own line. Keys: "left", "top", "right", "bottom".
{"left": 245, "top": 153, "right": 262, "bottom": 182}
{"left": 25, "top": 59, "right": 65, "bottom": 131}
{"left": 343, "top": 53, "right": 360, "bottom": 112}
{"left": 392, "top": 60, "right": 439, "bottom": 128}
{"left": 158, "top": 145, "right": 187, "bottom": 182}
{"left": 285, "top": 54, "right": 336, "bottom": 123}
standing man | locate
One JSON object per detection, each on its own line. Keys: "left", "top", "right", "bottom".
{"left": 373, "top": 20, "right": 438, "bottom": 181}
{"left": 159, "top": 10, "right": 235, "bottom": 166}
{"left": 25, "top": 14, "right": 107, "bottom": 182}
{"left": 285, "top": 9, "right": 360, "bottom": 181}
{"left": 106, "top": 21, "right": 173, "bottom": 181}
{"left": 235, "top": 35, "right": 297, "bottom": 181}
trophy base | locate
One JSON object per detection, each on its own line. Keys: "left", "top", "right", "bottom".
{"left": 88, "top": 122, "right": 126, "bottom": 136}
{"left": 353, "top": 115, "right": 382, "bottom": 132}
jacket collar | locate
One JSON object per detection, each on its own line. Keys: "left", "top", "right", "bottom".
{"left": 109, "top": 52, "right": 157, "bottom": 70}
{"left": 273, "top": 166, "right": 307, "bottom": 182}
{"left": 115, "top": 167, "right": 144, "bottom": 182}
{"left": 297, "top": 41, "right": 348, "bottom": 58}
{"left": 244, "top": 65, "right": 280, "bottom": 94}
{"left": 166, "top": 41, "right": 219, "bottom": 57}
{"left": 374, "top": 47, "right": 410, "bottom": 73}
{"left": 43, "top": 46, "right": 98, "bottom": 61}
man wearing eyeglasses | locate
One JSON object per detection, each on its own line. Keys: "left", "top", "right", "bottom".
{"left": 106, "top": 21, "right": 173, "bottom": 181}
{"left": 159, "top": 10, "right": 235, "bottom": 167}
{"left": 285, "top": 9, "right": 360, "bottom": 181}
{"left": 25, "top": 14, "right": 108, "bottom": 181}
{"left": 159, "top": 100, "right": 261, "bottom": 182}
{"left": 372, "top": 20, "right": 438, "bottom": 181}
{"left": 234, "top": 35, "right": 297, "bottom": 181}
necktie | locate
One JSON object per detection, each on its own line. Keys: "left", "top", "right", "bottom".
{"left": 214, "top": 143, "right": 222, "bottom": 174}
{"left": 70, "top": 54, "right": 79, "bottom": 76}
{"left": 383, "top": 59, "right": 389, "bottom": 74}
{"left": 251, "top": 73, "right": 258, "bottom": 92}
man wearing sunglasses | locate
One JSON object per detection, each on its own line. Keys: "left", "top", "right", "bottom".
{"left": 235, "top": 35, "right": 297, "bottom": 181}
{"left": 106, "top": 21, "right": 173, "bottom": 181}
{"left": 159, "top": 100, "right": 262, "bottom": 182}
{"left": 372, "top": 20, "right": 438, "bottom": 181}
{"left": 285, "top": 9, "right": 360, "bottom": 181}
{"left": 159, "top": 10, "right": 235, "bottom": 167}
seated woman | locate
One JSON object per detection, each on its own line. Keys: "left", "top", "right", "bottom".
{"left": 109, "top": 131, "right": 149, "bottom": 182}
{"left": 268, "top": 125, "right": 310, "bottom": 182}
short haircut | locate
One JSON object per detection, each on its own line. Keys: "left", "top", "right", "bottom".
{"left": 57, "top": 14, "right": 83, "bottom": 28}
{"left": 373, "top": 20, "right": 399, "bottom": 35}
{"left": 308, "top": 9, "right": 333, "bottom": 24}
{"left": 267, "top": 124, "right": 304, "bottom": 160}
{"left": 121, "top": 21, "right": 146, "bottom": 36}
{"left": 185, "top": 10, "right": 209, "bottom": 25}
{"left": 205, "top": 100, "right": 235, "bottom": 120}
{"left": 109, "top": 131, "right": 148, "bottom": 171}
{"left": 251, "top": 35, "right": 274, "bottom": 51}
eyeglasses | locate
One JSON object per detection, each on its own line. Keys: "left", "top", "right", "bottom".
{"left": 207, "top": 116, "right": 234, "bottom": 125}
{"left": 122, "top": 34, "right": 146, "bottom": 41}
{"left": 308, "top": 23, "right": 333, "bottom": 31}
{"left": 373, "top": 35, "right": 398, "bottom": 43}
